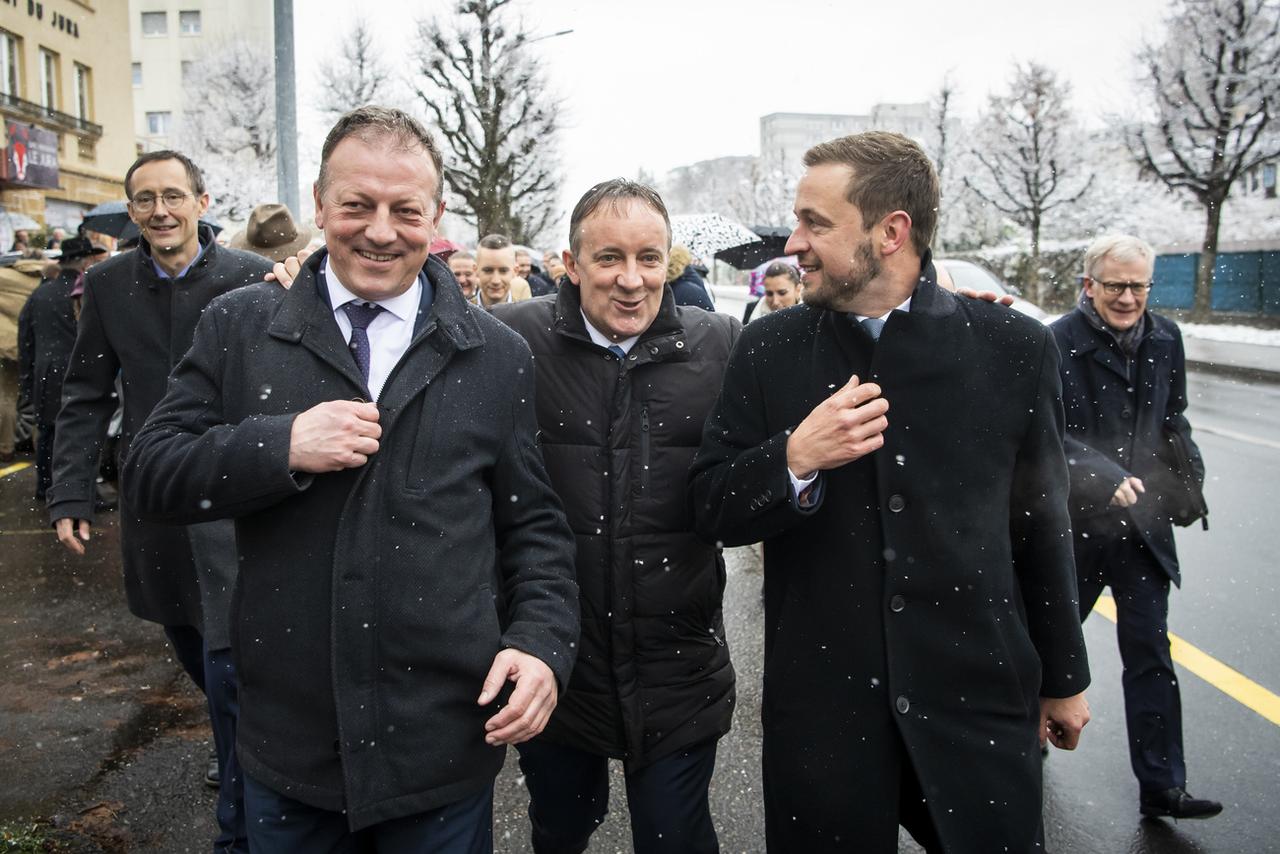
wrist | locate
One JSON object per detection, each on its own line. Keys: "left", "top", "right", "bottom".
{"left": 786, "top": 435, "right": 815, "bottom": 480}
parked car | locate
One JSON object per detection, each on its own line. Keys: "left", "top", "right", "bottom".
{"left": 935, "top": 258, "right": 1049, "bottom": 322}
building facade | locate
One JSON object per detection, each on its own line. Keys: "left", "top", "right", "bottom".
{"left": 0, "top": 0, "right": 135, "bottom": 247}
{"left": 129, "top": 0, "right": 272, "bottom": 152}
{"left": 759, "top": 104, "right": 930, "bottom": 169}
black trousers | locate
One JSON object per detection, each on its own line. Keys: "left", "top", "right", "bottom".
{"left": 1078, "top": 536, "right": 1186, "bottom": 792}
{"left": 516, "top": 736, "right": 720, "bottom": 854}
{"left": 34, "top": 421, "right": 55, "bottom": 500}
{"left": 243, "top": 774, "right": 494, "bottom": 853}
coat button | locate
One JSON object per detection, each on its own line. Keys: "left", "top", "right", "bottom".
{"left": 896, "top": 695, "right": 910, "bottom": 714}
{"left": 890, "top": 594, "right": 905, "bottom": 613}
{"left": 1121, "top": 408, "right": 1132, "bottom": 419}
{"left": 888, "top": 494, "right": 906, "bottom": 512}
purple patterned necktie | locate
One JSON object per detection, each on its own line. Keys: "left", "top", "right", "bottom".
{"left": 342, "top": 301, "right": 384, "bottom": 384}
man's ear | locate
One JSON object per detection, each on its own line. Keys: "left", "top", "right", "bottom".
{"left": 563, "top": 250, "right": 581, "bottom": 285}
{"left": 879, "top": 211, "right": 913, "bottom": 256}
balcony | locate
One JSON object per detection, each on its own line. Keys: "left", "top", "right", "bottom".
{"left": 0, "top": 92, "right": 103, "bottom": 138}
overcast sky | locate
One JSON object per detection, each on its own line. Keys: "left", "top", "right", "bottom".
{"left": 295, "top": 0, "right": 1174, "bottom": 243}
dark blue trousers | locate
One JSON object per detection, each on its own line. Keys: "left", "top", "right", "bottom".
{"left": 516, "top": 736, "right": 719, "bottom": 854}
{"left": 205, "top": 646, "right": 246, "bottom": 853}
{"left": 243, "top": 774, "right": 494, "bottom": 853}
{"left": 1078, "top": 536, "right": 1186, "bottom": 792}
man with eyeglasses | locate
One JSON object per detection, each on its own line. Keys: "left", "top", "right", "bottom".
{"left": 48, "top": 150, "right": 273, "bottom": 853}
{"left": 1051, "top": 234, "right": 1220, "bottom": 821}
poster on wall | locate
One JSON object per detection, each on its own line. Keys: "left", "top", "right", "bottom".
{"left": 1, "top": 122, "right": 60, "bottom": 189}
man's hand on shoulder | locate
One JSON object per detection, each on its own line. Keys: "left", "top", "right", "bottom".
{"left": 54, "top": 518, "right": 92, "bottom": 555}
{"left": 288, "top": 400, "right": 381, "bottom": 472}
{"left": 1040, "top": 691, "right": 1091, "bottom": 750}
{"left": 478, "top": 648, "right": 557, "bottom": 746}
{"left": 955, "top": 287, "right": 1016, "bottom": 307}
{"left": 265, "top": 249, "right": 311, "bottom": 289}
{"left": 786, "top": 373, "right": 889, "bottom": 477}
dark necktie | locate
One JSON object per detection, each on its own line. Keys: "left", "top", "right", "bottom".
{"left": 860, "top": 316, "right": 886, "bottom": 342}
{"left": 608, "top": 344, "right": 627, "bottom": 359}
{"left": 342, "top": 301, "right": 384, "bottom": 384}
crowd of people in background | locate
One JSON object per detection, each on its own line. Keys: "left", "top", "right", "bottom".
{"left": 0, "top": 101, "right": 1221, "bottom": 854}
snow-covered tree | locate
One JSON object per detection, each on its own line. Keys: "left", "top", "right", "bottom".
{"left": 316, "top": 18, "right": 392, "bottom": 121}
{"left": 966, "top": 62, "right": 1095, "bottom": 302}
{"left": 408, "top": 0, "right": 562, "bottom": 244}
{"left": 1127, "top": 0, "right": 1280, "bottom": 317}
{"left": 179, "top": 38, "right": 276, "bottom": 223}
{"left": 726, "top": 147, "right": 797, "bottom": 229}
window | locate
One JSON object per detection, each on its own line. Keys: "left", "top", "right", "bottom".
{"left": 132, "top": 62, "right": 141, "bottom": 87}
{"left": 146, "top": 111, "right": 171, "bottom": 135}
{"left": 179, "top": 11, "right": 201, "bottom": 35}
{"left": 1264, "top": 164, "right": 1277, "bottom": 200}
{"left": 141, "top": 11, "right": 167, "bottom": 36}
{"left": 181, "top": 60, "right": 193, "bottom": 82}
{"left": 0, "top": 30, "right": 18, "bottom": 97}
{"left": 39, "top": 48, "right": 58, "bottom": 110}
{"left": 74, "top": 63, "right": 91, "bottom": 121}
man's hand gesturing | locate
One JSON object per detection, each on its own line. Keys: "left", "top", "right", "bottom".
{"left": 786, "top": 374, "right": 889, "bottom": 478}
{"left": 288, "top": 400, "right": 382, "bottom": 472}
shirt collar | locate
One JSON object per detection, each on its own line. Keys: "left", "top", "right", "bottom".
{"left": 324, "top": 258, "right": 421, "bottom": 321}
{"left": 580, "top": 309, "right": 640, "bottom": 353}
{"left": 151, "top": 233, "right": 211, "bottom": 280}
{"left": 853, "top": 296, "right": 912, "bottom": 323}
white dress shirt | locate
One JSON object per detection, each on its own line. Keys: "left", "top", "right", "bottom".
{"left": 580, "top": 309, "right": 639, "bottom": 354}
{"left": 324, "top": 260, "right": 421, "bottom": 402}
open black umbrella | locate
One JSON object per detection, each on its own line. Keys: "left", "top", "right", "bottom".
{"left": 715, "top": 225, "right": 793, "bottom": 269}
{"left": 80, "top": 201, "right": 131, "bottom": 237}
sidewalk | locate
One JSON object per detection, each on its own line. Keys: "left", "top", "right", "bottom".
{"left": 1183, "top": 336, "right": 1280, "bottom": 383}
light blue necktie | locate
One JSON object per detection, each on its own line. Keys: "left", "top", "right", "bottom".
{"left": 608, "top": 344, "right": 627, "bottom": 359}
{"left": 861, "top": 316, "right": 886, "bottom": 342}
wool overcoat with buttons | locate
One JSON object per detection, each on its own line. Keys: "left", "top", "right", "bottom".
{"left": 690, "top": 260, "right": 1090, "bottom": 853}
{"left": 47, "top": 227, "right": 272, "bottom": 646}
{"left": 493, "top": 282, "right": 738, "bottom": 768}
{"left": 124, "top": 250, "right": 580, "bottom": 830}
{"left": 1050, "top": 308, "right": 1201, "bottom": 586}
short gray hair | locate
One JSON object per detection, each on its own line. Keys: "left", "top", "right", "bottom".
{"left": 317, "top": 106, "right": 444, "bottom": 203}
{"left": 1083, "top": 234, "right": 1155, "bottom": 280}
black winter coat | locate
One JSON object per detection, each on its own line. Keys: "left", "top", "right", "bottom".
{"left": 1051, "top": 308, "right": 1202, "bottom": 585}
{"left": 124, "top": 251, "right": 579, "bottom": 830}
{"left": 48, "top": 229, "right": 272, "bottom": 636}
{"left": 493, "top": 285, "right": 738, "bottom": 767}
{"left": 17, "top": 269, "right": 78, "bottom": 426}
{"left": 669, "top": 267, "right": 715, "bottom": 312}
{"left": 690, "top": 265, "right": 1090, "bottom": 853}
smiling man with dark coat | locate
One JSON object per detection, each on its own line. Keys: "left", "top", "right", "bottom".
{"left": 125, "top": 107, "right": 578, "bottom": 852}
{"left": 691, "top": 132, "right": 1091, "bottom": 853}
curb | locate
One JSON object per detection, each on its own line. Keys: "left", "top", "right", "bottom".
{"left": 1187, "top": 359, "right": 1280, "bottom": 385}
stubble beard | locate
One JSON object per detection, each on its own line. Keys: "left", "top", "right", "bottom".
{"left": 801, "top": 240, "right": 882, "bottom": 311}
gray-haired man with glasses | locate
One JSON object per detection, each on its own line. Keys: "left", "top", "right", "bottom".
{"left": 1051, "top": 234, "right": 1221, "bottom": 822}
{"left": 48, "top": 150, "right": 273, "bottom": 853}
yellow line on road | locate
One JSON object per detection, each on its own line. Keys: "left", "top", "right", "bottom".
{"left": 1, "top": 529, "right": 53, "bottom": 535}
{"left": 1094, "top": 595, "right": 1280, "bottom": 727}
{"left": 0, "top": 461, "right": 31, "bottom": 478}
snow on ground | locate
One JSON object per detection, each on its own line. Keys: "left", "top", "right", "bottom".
{"left": 1179, "top": 323, "right": 1280, "bottom": 347}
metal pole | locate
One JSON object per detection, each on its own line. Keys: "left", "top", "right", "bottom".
{"left": 273, "top": 0, "right": 299, "bottom": 215}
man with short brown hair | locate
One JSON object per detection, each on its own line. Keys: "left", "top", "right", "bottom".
{"left": 692, "top": 131, "right": 1091, "bottom": 852}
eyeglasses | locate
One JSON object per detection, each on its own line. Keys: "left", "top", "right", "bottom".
{"left": 1091, "top": 279, "right": 1154, "bottom": 296}
{"left": 130, "top": 191, "right": 193, "bottom": 213}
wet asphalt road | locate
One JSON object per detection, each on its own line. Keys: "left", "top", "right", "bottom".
{"left": 1, "top": 368, "right": 1278, "bottom": 852}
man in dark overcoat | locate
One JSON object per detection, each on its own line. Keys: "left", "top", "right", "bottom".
{"left": 125, "top": 106, "right": 579, "bottom": 851}
{"left": 15, "top": 238, "right": 105, "bottom": 497}
{"left": 48, "top": 151, "right": 273, "bottom": 852}
{"left": 1052, "top": 234, "right": 1220, "bottom": 820}
{"left": 690, "top": 132, "right": 1091, "bottom": 853}
{"left": 493, "top": 180, "right": 737, "bottom": 854}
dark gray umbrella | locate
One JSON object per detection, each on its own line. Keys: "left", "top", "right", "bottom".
{"left": 715, "top": 225, "right": 793, "bottom": 269}
{"left": 80, "top": 201, "right": 131, "bottom": 237}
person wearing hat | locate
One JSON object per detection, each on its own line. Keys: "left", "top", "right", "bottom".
{"left": 13, "top": 237, "right": 106, "bottom": 485}
{"left": 229, "top": 203, "right": 313, "bottom": 264}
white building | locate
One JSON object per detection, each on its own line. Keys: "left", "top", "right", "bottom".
{"left": 129, "top": 0, "right": 273, "bottom": 150}
{"left": 759, "top": 103, "right": 930, "bottom": 168}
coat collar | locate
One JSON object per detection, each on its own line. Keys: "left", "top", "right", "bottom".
{"left": 550, "top": 281, "right": 689, "bottom": 367}
{"left": 135, "top": 224, "right": 219, "bottom": 289}
{"left": 267, "top": 249, "right": 487, "bottom": 401}
{"left": 1061, "top": 307, "right": 1174, "bottom": 383}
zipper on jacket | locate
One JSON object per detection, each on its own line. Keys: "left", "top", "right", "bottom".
{"left": 639, "top": 403, "right": 651, "bottom": 491}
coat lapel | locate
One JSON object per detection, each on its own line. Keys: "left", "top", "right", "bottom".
{"left": 266, "top": 250, "right": 369, "bottom": 396}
